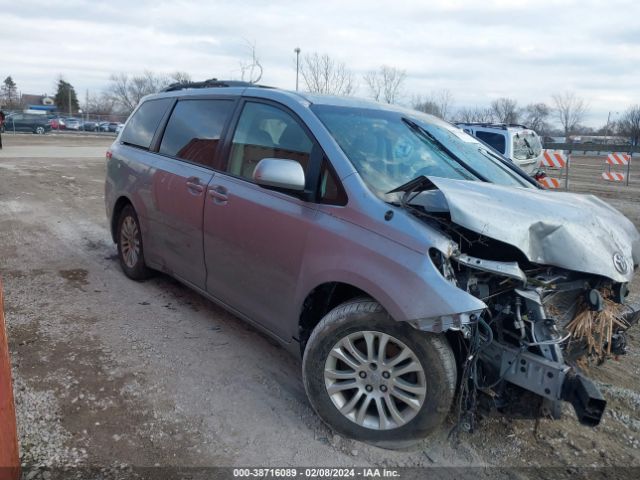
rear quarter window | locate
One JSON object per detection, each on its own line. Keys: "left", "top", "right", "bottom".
{"left": 121, "top": 98, "right": 172, "bottom": 150}
{"left": 475, "top": 131, "right": 506, "bottom": 154}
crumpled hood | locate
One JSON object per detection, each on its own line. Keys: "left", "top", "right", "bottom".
{"left": 411, "top": 176, "right": 640, "bottom": 283}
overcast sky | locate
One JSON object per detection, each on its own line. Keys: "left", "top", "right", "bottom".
{"left": 2, "top": 0, "right": 639, "bottom": 126}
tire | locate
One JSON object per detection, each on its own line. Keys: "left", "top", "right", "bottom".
{"left": 302, "top": 299, "right": 456, "bottom": 448}
{"left": 35, "top": 126, "right": 45, "bottom": 134}
{"left": 116, "top": 205, "right": 153, "bottom": 281}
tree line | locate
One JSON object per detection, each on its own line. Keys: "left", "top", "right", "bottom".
{"left": 2, "top": 50, "right": 639, "bottom": 145}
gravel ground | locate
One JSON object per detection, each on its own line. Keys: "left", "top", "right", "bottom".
{"left": 1, "top": 134, "right": 639, "bottom": 479}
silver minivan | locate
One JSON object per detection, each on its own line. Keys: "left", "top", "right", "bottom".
{"left": 106, "top": 80, "right": 639, "bottom": 446}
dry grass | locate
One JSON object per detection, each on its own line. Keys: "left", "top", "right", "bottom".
{"left": 565, "top": 293, "right": 628, "bottom": 362}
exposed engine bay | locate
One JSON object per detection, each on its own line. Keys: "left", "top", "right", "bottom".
{"left": 391, "top": 175, "right": 640, "bottom": 429}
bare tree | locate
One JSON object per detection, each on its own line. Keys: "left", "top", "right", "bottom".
{"left": 239, "top": 40, "right": 263, "bottom": 84}
{"left": 412, "top": 89, "right": 454, "bottom": 120}
{"left": 522, "top": 102, "right": 550, "bottom": 135}
{"left": 413, "top": 97, "right": 442, "bottom": 117}
{"left": 455, "top": 106, "right": 495, "bottom": 123}
{"left": 300, "top": 52, "right": 355, "bottom": 96}
{"left": 490, "top": 97, "right": 519, "bottom": 123}
{"left": 107, "top": 71, "right": 191, "bottom": 113}
{"left": 619, "top": 105, "right": 640, "bottom": 146}
{"left": 552, "top": 91, "right": 588, "bottom": 138}
{"left": 363, "top": 66, "right": 406, "bottom": 104}
{"left": 85, "top": 92, "right": 116, "bottom": 116}
{"left": 170, "top": 71, "right": 193, "bottom": 85}
{"left": 433, "top": 89, "right": 454, "bottom": 121}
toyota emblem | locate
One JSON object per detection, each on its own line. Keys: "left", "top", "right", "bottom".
{"left": 613, "top": 252, "right": 629, "bottom": 274}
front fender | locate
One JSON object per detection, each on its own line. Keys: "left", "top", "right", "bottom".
{"left": 293, "top": 211, "right": 485, "bottom": 332}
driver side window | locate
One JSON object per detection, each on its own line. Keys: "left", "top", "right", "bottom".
{"left": 227, "top": 102, "right": 313, "bottom": 181}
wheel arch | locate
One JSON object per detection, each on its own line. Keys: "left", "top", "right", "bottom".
{"left": 110, "top": 195, "right": 133, "bottom": 243}
{"left": 298, "top": 281, "right": 380, "bottom": 356}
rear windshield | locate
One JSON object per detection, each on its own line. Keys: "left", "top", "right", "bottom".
{"left": 512, "top": 131, "right": 542, "bottom": 161}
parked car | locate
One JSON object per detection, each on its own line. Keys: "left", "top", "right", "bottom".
{"left": 455, "top": 123, "right": 544, "bottom": 174}
{"left": 4, "top": 113, "right": 52, "bottom": 134}
{"left": 48, "top": 117, "right": 66, "bottom": 130}
{"left": 105, "top": 81, "right": 640, "bottom": 446}
{"left": 115, "top": 123, "right": 125, "bottom": 134}
{"left": 82, "top": 120, "right": 100, "bottom": 132}
{"left": 99, "top": 121, "right": 119, "bottom": 132}
{"left": 64, "top": 117, "right": 82, "bottom": 130}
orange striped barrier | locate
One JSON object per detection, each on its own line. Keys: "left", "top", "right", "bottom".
{"left": 602, "top": 171, "right": 625, "bottom": 182}
{"left": 0, "top": 279, "right": 20, "bottom": 480}
{"left": 540, "top": 150, "right": 567, "bottom": 168}
{"left": 538, "top": 176, "right": 562, "bottom": 189}
{"left": 607, "top": 152, "right": 630, "bottom": 165}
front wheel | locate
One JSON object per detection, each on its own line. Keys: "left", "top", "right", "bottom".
{"left": 116, "top": 205, "right": 153, "bottom": 280}
{"left": 35, "top": 126, "right": 45, "bottom": 134}
{"left": 302, "top": 299, "right": 456, "bottom": 448}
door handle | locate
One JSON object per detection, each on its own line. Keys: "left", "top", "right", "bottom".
{"left": 186, "top": 176, "right": 205, "bottom": 194}
{"left": 208, "top": 185, "right": 228, "bottom": 204}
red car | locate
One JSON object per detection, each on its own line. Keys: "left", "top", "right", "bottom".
{"left": 48, "top": 117, "right": 66, "bottom": 130}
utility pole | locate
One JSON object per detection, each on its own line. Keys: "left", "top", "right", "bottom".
{"left": 604, "top": 111, "right": 619, "bottom": 145}
{"left": 68, "top": 84, "right": 72, "bottom": 117}
{"left": 294, "top": 47, "right": 301, "bottom": 91}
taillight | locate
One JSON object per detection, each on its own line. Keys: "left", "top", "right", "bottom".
{"left": 106, "top": 151, "right": 112, "bottom": 160}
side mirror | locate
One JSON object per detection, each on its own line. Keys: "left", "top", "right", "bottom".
{"left": 253, "top": 158, "right": 306, "bottom": 191}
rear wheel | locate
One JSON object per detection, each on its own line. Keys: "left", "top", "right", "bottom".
{"left": 116, "top": 205, "right": 153, "bottom": 280}
{"left": 35, "top": 126, "right": 45, "bottom": 134}
{"left": 302, "top": 299, "right": 456, "bottom": 448}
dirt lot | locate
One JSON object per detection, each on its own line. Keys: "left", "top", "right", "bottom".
{"left": 1, "top": 134, "right": 639, "bottom": 479}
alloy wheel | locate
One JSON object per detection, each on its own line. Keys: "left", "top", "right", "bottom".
{"left": 324, "top": 330, "right": 427, "bottom": 430}
{"left": 120, "top": 216, "right": 141, "bottom": 269}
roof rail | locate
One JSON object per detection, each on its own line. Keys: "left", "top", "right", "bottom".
{"left": 162, "top": 78, "right": 258, "bottom": 92}
{"left": 454, "top": 122, "right": 532, "bottom": 130}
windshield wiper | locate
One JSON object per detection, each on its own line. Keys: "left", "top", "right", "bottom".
{"left": 523, "top": 138, "right": 535, "bottom": 156}
{"left": 401, "top": 117, "right": 489, "bottom": 182}
{"left": 387, "top": 175, "right": 434, "bottom": 194}
{"left": 476, "top": 147, "right": 539, "bottom": 187}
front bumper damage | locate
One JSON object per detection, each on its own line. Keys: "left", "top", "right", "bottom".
{"left": 441, "top": 267, "right": 638, "bottom": 427}
{"left": 393, "top": 175, "right": 640, "bottom": 428}
{"left": 481, "top": 298, "right": 638, "bottom": 426}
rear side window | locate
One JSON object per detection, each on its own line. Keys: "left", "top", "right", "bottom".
{"left": 159, "top": 99, "right": 233, "bottom": 167}
{"left": 121, "top": 98, "right": 172, "bottom": 150}
{"left": 475, "top": 131, "right": 506, "bottom": 154}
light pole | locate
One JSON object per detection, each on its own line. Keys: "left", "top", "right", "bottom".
{"left": 604, "top": 111, "right": 619, "bottom": 145}
{"left": 294, "top": 47, "right": 301, "bottom": 91}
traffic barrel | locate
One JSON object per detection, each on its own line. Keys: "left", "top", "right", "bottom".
{"left": 0, "top": 278, "right": 20, "bottom": 480}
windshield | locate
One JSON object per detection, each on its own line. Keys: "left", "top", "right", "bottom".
{"left": 512, "top": 130, "right": 543, "bottom": 161}
{"left": 312, "top": 105, "right": 532, "bottom": 196}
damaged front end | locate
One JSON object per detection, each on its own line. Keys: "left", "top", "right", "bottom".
{"left": 392, "top": 175, "right": 640, "bottom": 428}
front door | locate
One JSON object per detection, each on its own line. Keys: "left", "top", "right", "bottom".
{"left": 203, "top": 101, "right": 319, "bottom": 338}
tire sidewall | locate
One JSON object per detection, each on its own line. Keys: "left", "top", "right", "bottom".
{"left": 116, "top": 205, "right": 150, "bottom": 280}
{"left": 303, "top": 303, "right": 455, "bottom": 444}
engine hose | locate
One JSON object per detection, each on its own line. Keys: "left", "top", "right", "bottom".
{"left": 515, "top": 297, "right": 526, "bottom": 340}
